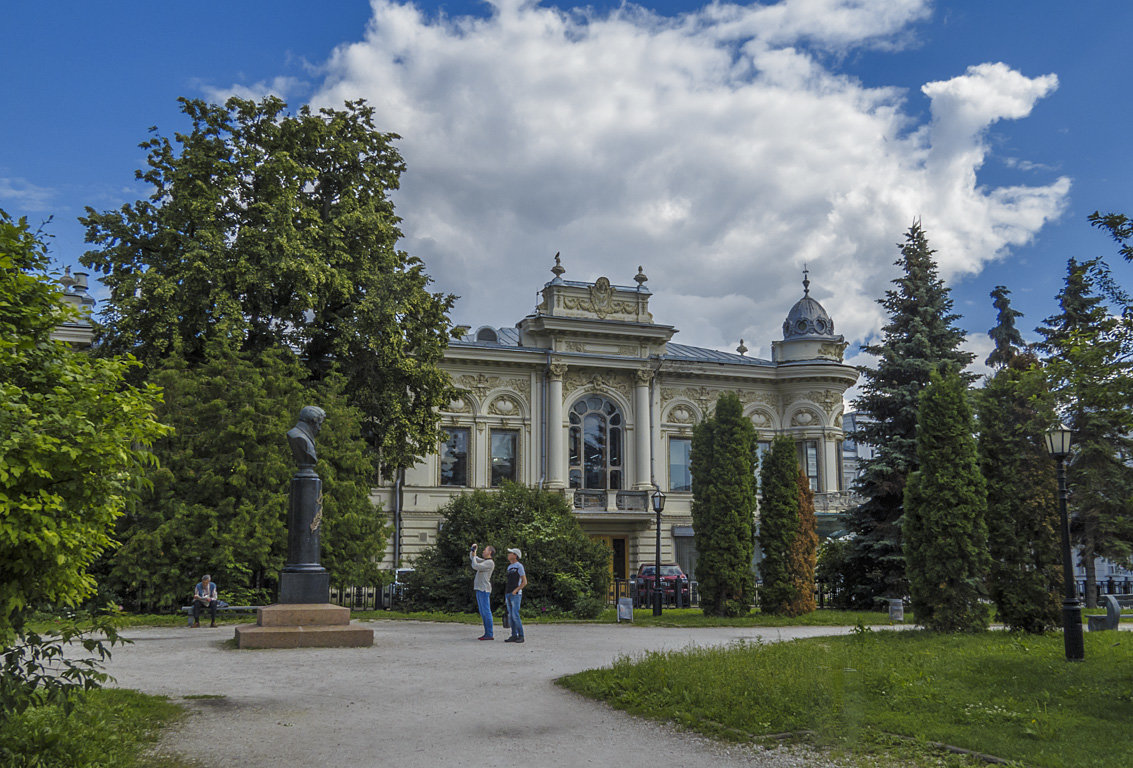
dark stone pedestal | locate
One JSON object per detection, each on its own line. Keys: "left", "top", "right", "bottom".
{"left": 279, "top": 570, "right": 330, "bottom": 604}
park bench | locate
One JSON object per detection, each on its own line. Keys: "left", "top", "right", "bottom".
{"left": 180, "top": 603, "right": 260, "bottom": 626}
{"left": 1086, "top": 594, "right": 1133, "bottom": 631}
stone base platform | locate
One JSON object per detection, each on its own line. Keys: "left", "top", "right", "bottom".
{"left": 235, "top": 603, "right": 374, "bottom": 649}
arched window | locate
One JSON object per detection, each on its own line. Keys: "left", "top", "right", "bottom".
{"left": 568, "top": 395, "right": 623, "bottom": 490}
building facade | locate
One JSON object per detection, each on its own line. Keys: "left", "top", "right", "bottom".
{"left": 373, "top": 260, "right": 857, "bottom": 581}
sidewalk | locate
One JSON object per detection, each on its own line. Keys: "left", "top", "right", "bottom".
{"left": 105, "top": 620, "right": 867, "bottom": 768}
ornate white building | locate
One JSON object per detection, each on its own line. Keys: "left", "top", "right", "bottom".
{"left": 375, "top": 260, "right": 857, "bottom": 581}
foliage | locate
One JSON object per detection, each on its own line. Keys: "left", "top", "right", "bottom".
{"left": 784, "top": 468, "right": 818, "bottom": 616}
{"left": 0, "top": 687, "right": 188, "bottom": 768}
{"left": 815, "top": 536, "right": 851, "bottom": 604}
{"left": 100, "top": 346, "right": 385, "bottom": 612}
{"left": 691, "top": 393, "right": 758, "bottom": 616}
{"left": 903, "top": 368, "right": 990, "bottom": 632}
{"left": 0, "top": 209, "right": 167, "bottom": 643}
{"left": 978, "top": 353, "right": 1061, "bottom": 633}
{"left": 1035, "top": 258, "right": 1133, "bottom": 605}
{"left": 986, "top": 285, "right": 1026, "bottom": 368}
{"left": 559, "top": 630, "right": 1133, "bottom": 768}
{"left": 842, "top": 223, "right": 974, "bottom": 608}
{"left": 403, "top": 483, "right": 609, "bottom": 618}
{"left": 1, "top": 614, "right": 125, "bottom": 719}
{"left": 756, "top": 436, "right": 799, "bottom": 614}
{"left": 1089, "top": 210, "right": 1133, "bottom": 264}
{"left": 80, "top": 96, "right": 457, "bottom": 475}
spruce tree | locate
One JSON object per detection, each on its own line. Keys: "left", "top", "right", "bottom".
{"left": 986, "top": 286, "right": 1026, "bottom": 368}
{"left": 978, "top": 353, "right": 1061, "bottom": 632}
{"left": 842, "top": 223, "right": 974, "bottom": 607}
{"left": 1036, "top": 258, "right": 1133, "bottom": 607}
{"left": 784, "top": 467, "right": 818, "bottom": 616}
{"left": 691, "top": 393, "right": 758, "bottom": 616}
{"left": 757, "top": 436, "right": 800, "bottom": 614}
{"left": 904, "top": 368, "right": 990, "bottom": 632}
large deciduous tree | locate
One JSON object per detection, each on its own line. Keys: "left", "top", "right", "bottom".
{"left": 102, "top": 346, "right": 384, "bottom": 612}
{"left": 841, "top": 223, "right": 974, "bottom": 608}
{"left": 81, "top": 96, "right": 457, "bottom": 475}
{"left": 0, "top": 209, "right": 166, "bottom": 642}
{"left": 691, "top": 393, "right": 758, "bottom": 617}
{"left": 1035, "top": 258, "right": 1133, "bottom": 607}
{"left": 903, "top": 367, "right": 989, "bottom": 632}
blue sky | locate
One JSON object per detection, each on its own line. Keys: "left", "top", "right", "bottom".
{"left": 3, "top": 1, "right": 1131, "bottom": 377}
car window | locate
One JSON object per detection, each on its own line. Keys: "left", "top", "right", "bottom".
{"left": 661, "top": 566, "right": 683, "bottom": 576}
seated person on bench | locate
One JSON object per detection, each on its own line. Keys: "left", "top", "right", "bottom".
{"left": 192, "top": 574, "right": 218, "bottom": 628}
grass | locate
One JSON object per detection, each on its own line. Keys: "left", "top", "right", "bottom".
{"left": 557, "top": 628, "right": 1133, "bottom": 768}
{"left": 0, "top": 688, "right": 196, "bottom": 768}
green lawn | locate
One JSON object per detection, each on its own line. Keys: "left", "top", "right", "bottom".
{"left": 0, "top": 688, "right": 194, "bottom": 768}
{"left": 557, "top": 629, "right": 1133, "bottom": 768}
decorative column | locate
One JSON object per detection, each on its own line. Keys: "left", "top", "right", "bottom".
{"left": 634, "top": 369, "right": 653, "bottom": 490}
{"left": 546, "top": 362, "right": 567, "bottom": 489}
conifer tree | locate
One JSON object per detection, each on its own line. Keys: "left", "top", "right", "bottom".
{"left": 904, "top": 367, "right": 990, "bottom": 632}
{"left": 784, "top": 467, "right": 818, "bottom": 616}
{"left": 691, "top": 393, "right": 758, "bottom": 616}
{"left": 1035, "top": 258, "right": 1133, "bottom": 606}
{"left": 841, "top": 223, "right": 974, "bottom": 607}
{"left": 986, "top": 286, "right": 1026, "bottom": 368}
{"left": 757, "top": 436, "right": 800, "bottom": 614}
{"left": 978, "top": 353, "right": 1061, "bottom": 632}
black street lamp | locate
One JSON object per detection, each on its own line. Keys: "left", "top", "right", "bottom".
{"left": 1044, "top": 423, "right": 1085, "bottom": 661}
{"left": 651, "top": 488, "right": 666, "bottom": 617}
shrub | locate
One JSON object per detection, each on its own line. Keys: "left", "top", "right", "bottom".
{"left": 404, "top": 483, "right": 609, "bottom": 617}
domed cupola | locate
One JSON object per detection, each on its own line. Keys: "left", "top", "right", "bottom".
{"left": 772, "top": 270, "right": 847, "bottom": 363}
{"left": 782, "top": 271, "right": 837, "bottom": 339}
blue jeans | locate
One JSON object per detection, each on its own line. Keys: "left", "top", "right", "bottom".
{"left": 475, "top": 590, "right": 493, "bottom": 638}
{"left": 506, "top": 592, "right": 523, "bottom": 638}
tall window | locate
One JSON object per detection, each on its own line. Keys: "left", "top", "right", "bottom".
{"left": 755, "top": 440, "right": 771, "bottom": 481}
{"left": 490, "top": 429, "right": 518, "bottom": 486}
{"left": 568, "top": 395, "right": 623, "bottom": 490}
{"left": 440, "top": 428, "right": 469, "bottom": 486}
{"left": 669, "top": 437, "right": 692, "bottom": 492}
{"left": 798, "top": 439, "right": 820, "bottom": 491}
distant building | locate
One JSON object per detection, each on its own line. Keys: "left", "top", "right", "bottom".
{"left": 51, "top": 267, "right": 96, "bottom": 347}
{"left": 373, "top": 260, "right": 858, "bottom": 580}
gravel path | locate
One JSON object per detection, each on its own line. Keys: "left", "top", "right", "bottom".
{"left": 105, "top": 619, "right": 871, "bottom": 768}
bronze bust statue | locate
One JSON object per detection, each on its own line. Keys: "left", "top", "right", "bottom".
{"left": 287, "top": 405, "right": 326, "bottom": 467}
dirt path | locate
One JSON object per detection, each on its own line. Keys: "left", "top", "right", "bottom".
{"left": 105, "top": 620, "right": 866, "bottom": 768}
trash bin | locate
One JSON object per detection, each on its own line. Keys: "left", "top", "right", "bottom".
{"left": 888, "top": 598, "right": 904, "bottom": 623}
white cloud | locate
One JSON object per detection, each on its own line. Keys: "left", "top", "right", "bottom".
{"left": 299, "top": 0, "right": 1068, "bottom": 357}
{"left": 0, "top": 176, "right": 55, "bottom": 212}
{"left": 199, "top": 75, "right": 307, "bottom": 103}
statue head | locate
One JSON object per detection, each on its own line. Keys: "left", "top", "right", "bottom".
{"left": 298, "top": 406, "right": 327, "bottom": 435}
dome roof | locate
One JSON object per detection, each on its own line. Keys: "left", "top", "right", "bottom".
{"left": 782, "top": 272, "right": 838, "bottom": 340}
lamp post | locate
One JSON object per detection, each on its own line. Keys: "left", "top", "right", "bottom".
{"left": 651, "top": 488, "right": 666, "bottom": 617}
{"left": 1045, "top": 423, "right": 1085, "bottom": 661}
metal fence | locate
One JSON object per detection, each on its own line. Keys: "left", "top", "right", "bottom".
{"left": 609, "top": 578, "right": 699, "bottom": 608}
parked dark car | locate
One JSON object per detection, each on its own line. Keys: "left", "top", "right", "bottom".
{"left": 634, "top": 563, "right": 690, "bottom": 606}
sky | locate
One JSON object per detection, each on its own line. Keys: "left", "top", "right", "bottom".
{"left": 4, "top": 0, "right": 1132, "bottom": 383}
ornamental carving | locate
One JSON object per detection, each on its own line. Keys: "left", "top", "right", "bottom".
{"left": 634, "top": 368, "right": 653, "bottom": 385}
{"left": 563, "top": 370, "right": 632, "bottom": 402}
{"left": 818, "top": 341, "right": 848, "bottom": 362}
{"left": 446, "top": 396, "right": 472, "bottom": 414}
{"left": 455, "top": 373, "right": 531, "bottom": 401}
{"left": 489, "top": 396, "right": 522, "bottom": 417}
{"left": 791, "top": 409, "right": 821, "bottom": 427}
{"left": 735, "top": 390, "right": 779, "bottom": 409}
{"left": 785, "top": 389, "right": 842, "bottom": 417}
{"left": 564, "top": 340, "right": 639, "bottom": 356}
{"left": 548, "top": 362, "right": 567, "bottom": 379}
{"left": 666, "top": 405, "right": 695, "bottom": 424}
{"left": 750, "top": 410, "right": 772, "bottom": 427}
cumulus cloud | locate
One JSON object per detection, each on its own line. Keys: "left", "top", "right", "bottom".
{"left": 301, "top": 0, "right": 1068, "bottom": 355}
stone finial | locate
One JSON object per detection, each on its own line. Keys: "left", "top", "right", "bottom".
{"left": 737, "top": 339, "right": 748, "bottom": 356}
{"left": 634, "top": 265, "right": 648, "bottom": 288}
{"left": 60, "top": 266, "right": 77, "bottom": 292}
{"left": 551, "top": 252, "right": 565, "bottom": 280}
